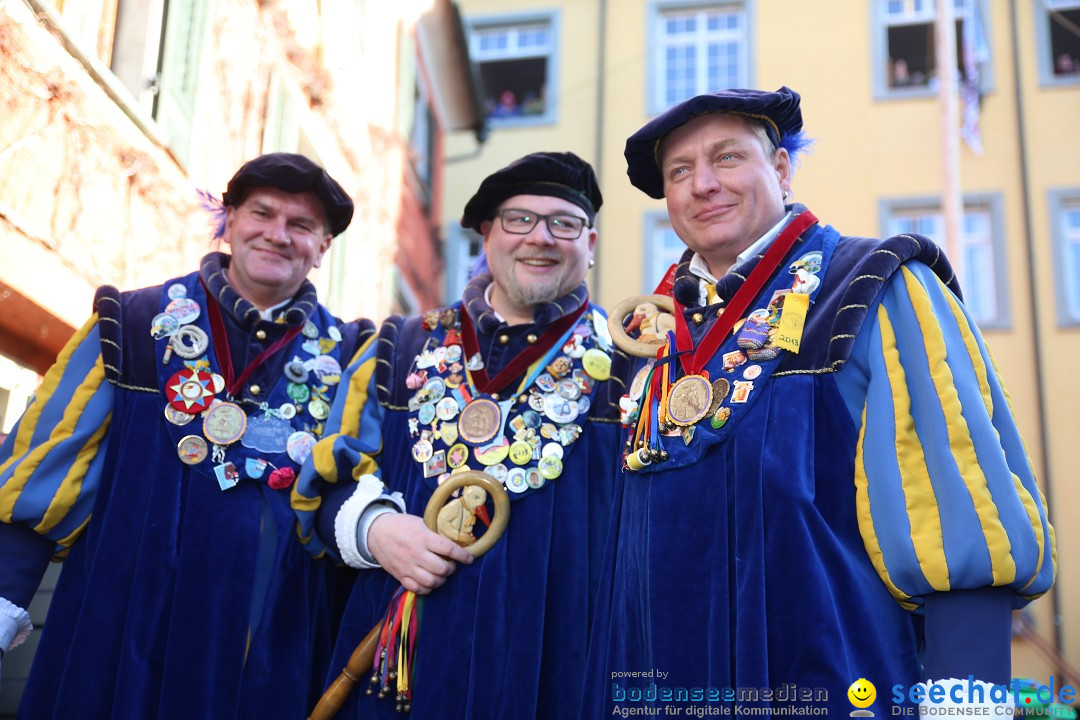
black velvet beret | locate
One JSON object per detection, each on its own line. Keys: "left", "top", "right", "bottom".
{"left": 461, "top": 151, "right": 603, "bottom": 232}
{"left": 625, "top": 86, "right": 803, "bottom": 199}
{"left": 222, "top": 153, "right": 354, "bottom": 236}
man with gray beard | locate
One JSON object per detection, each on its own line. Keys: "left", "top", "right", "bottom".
{"left": 294, "top": 152, "right": 624, "bottom": 719}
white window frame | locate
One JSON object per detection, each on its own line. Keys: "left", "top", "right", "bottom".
{"left": 879, "top": 194, "right": 1009, "bottom": 329}
{"left": 642, "top": 211, "right": 689, "bottom": 293}
{"left": 151, "top": 0, "right": 209, "bottom": 168}
{"left": 468, "top": 10, "right": 560, "bottom": 127}
{"left": 1050, "top": 189, "right": 1080, "bottom": 325}
{"left": 1034, "top": 0, "right": 1080, "bottom": 85}
{"left": 647, "top": 0, "right": 753, "bottom": 115}
{"left": 871, "top": 0, "right": 995, "bottom": 100}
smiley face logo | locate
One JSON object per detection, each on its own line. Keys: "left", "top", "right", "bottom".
{"left": 848, "top": 678, "right": 876, "bottom": 709}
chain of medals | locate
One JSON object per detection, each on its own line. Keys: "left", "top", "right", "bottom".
{"left": 620, "top": 212, "right": 821, "bottom": 471}
{"left": 405, "top": 305, "right": 612, "bottom": 496}
{"left": 153, "top": 281, "right": 344, "bottom": 491}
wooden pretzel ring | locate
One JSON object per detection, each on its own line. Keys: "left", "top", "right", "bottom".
{"left": 422, "top": 470, "right": 510, "bottom": 556}
{"left": 606, "top": 294, "right": 677, "bottom": 358}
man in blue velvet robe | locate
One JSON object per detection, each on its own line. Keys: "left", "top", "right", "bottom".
{"left": 294, "top": 152, "right": 624, "bottom": 719}
{"left": 584, "top": 88, "right": 1056, "bottom": 717}
{"left": 0, "top": 153, "right": 373, "bottom": 718}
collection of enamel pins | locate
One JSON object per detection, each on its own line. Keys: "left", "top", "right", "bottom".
{"left": 152, "top": 282, "right": 342, "bottom": 491}
{"left": 404, "top": 305, "right": 612, "bottom": 495}
{"left": 616, "top": 242, "right": 823, "bottom": 472}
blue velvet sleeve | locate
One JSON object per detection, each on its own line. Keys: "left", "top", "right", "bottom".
{"left": 836, "top": 262, "right": 1055, "bottom": 610}
{"left": 292, "top": 332, "right": 385, "bottom": 559}
{"left": 0, "top": 520, "right": 54, "bottom": 609}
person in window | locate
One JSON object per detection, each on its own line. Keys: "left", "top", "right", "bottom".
{"left": 583, "top": 87, "right": 1055, "bottom": 717}
{"left": 892, "top": 57, "right": 912, "bottom": 86}
{"left": 294, "top": 151, "right": 623, "bottom": 719}
{"left": 0, "top": 153, "right": 374, "bottom": 719}
{"left": 491, "top": 89, "right": 521, "bottom": 117}
{"left": 1055, "top": 52, "right": 1078, "bottom": 76}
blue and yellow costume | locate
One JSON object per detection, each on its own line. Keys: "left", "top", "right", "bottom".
{"left": 0, "top": 252, "right": 371, "bottom": 718}
{"left": 293, "top": 272, "right": 624, "bottom": 719}
{"left": 584, "top": 209, "right": 1056, "bottom": 716}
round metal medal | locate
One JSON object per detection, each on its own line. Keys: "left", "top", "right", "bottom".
{"left": 537, "top": 455, "right": 562, "bottom": 481}
{"left": 542, "top": 394, "right": 578, "bottom": 424}
{"left": 446, "top": 443, "right": 469, "bottom": 469}
{"left": 164, "top": 405, "right": 195, "bottom": 426}
{"left": 435, "top": 396, "right": 460, "bottom": 422}
{"left": 165, "top": 297, "right": 200, "bottom": 325}
{"left": 417, "top": 402, "right": 437, "bottom": 426}
{"left": 203, "top": 402, "right": 248, "bottom": 446}
{"left": 581, "top": 348, "right": 611, "bottom": 380}
{"left": 424, "top": 377, "right": 446, "bottom": 403}
{"left": 484, "top": 462, "right": 509, "bottom": 483}
{"left": 412, "top": 439, "right": 434, "bottom": 463}
{"left": 287, "top": 382, "right": 311, "bottom": 404}
{"left": 286, "top": 431, "right": 317, "bottom": 463}
{"left": 665, "top": 374, "right": 713, "bottom": 427}
{"left": 505, "top": 468, "right": 528, "bottom": 494}
{"left": 457, "top": 398, "right": 501, "bottom": 445}
{"left": 541, "top": 441, "right": 564, "bottom": 460}
{"left": 177, "top": 434, "right": 209, "bottom": 465}
{"left": 307, "top": 397, "right": 330, "bottom": 420}
{"left": 628, "top": 361, "right": 655, "bottom": 402}
{"left": 526, "top": 467, "right": 547, "bottom": 487}
{"left": 508, "top": 441, "right": 533, "bottom": 466}
{"left": 556, "top": 378, "right": 582, "bottom": 401}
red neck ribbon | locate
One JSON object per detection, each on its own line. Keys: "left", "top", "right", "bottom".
{"left": 673, "top": 211, "right": 818, "bottom": 376}
{"left": 202, "top": 280, "right": 304, "bottom": 397}
{"left": 458, "top": 300, "right": 590, "bottom": 395}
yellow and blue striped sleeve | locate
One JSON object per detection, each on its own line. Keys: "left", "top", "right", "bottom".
{"left": 292, "top": 332, "right": 384, "bottom": 557}
{"left": 850, "top": 263, "right": 1055, "bottom": 611}
{"left": 0, "top": 315, "right": 114, "bottom": 552}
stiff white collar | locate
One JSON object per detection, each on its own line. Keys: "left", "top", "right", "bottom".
{"left": 688, "top": 211, "right": 794, "bottom": 283}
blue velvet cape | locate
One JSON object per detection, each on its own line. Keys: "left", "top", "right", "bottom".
{"left": 14, "top": 255, "right": 368, "bottom": 719}
{"left": 320, "top": 293, "right": 623, "bottom": 720}
{"left": 582, "top": 216, "right": 1054, "bottom": 717}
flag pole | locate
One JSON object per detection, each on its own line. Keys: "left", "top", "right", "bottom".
{"left": 936, "top": 0, "right": 963, "bottom": 266}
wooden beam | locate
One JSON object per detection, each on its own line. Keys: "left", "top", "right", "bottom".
{"left": 0, "top": 282, "right": 76, "bottom": 375}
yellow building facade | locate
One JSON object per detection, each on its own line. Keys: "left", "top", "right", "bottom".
{"left": 443, "top": 0, "right": 1080, "bottom": 693}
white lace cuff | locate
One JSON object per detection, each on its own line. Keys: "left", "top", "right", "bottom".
{"left": 334, "top": 474, "right": 405, "bottom": 570}
{"left": 0, "top": 597, "right": 32, "bottom": 653}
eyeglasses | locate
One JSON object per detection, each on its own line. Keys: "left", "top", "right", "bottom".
{"left": 495, "top": 208, "right": 590, "bottom": 240}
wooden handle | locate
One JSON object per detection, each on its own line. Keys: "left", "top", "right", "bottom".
{"left": 606, "top": 294, "right": 677, "bottom": 357}
{"left": 308, "top": 624, "right": 381, "bottom": 720}
{"left": 309, "top": 471, "right": 510, "bottom": 719}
